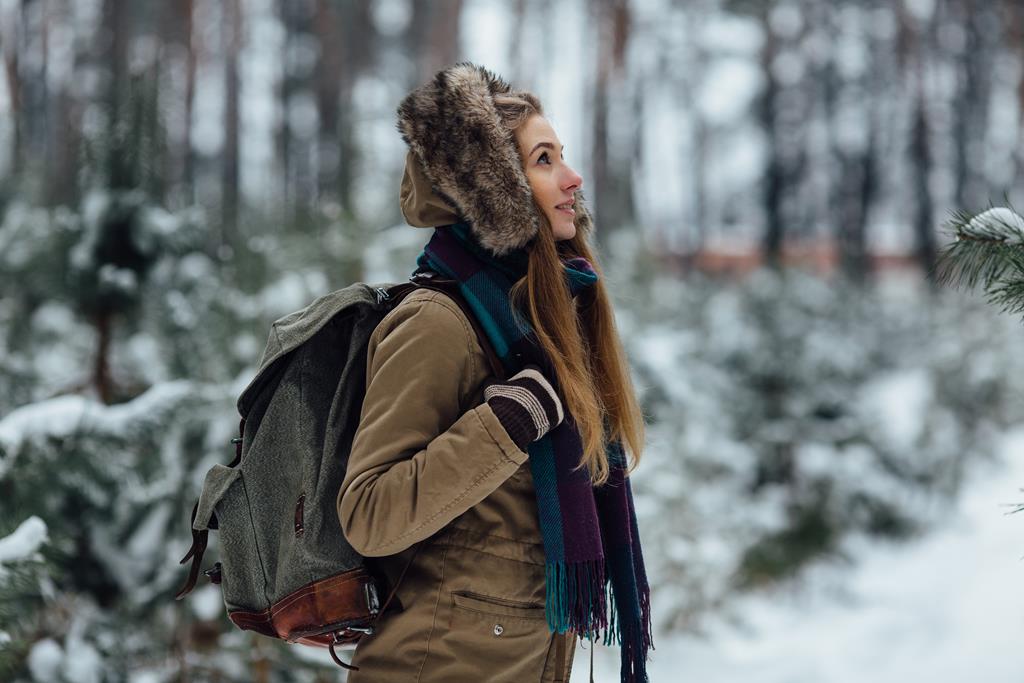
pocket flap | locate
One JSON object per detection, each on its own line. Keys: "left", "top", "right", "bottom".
{"left": 194, "top": 464, "right": 242, "bottom": 531}
{"left": 451, "top": 591, "right": 546, "bottom": 620}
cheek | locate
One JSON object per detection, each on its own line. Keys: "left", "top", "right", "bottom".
{"left": 538, "top": 177, "right": 561, "bottom": 204}
{"left": 526, "top": 172, "right": 556, "bottom": 207}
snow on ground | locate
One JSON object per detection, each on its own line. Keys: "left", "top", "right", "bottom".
{"left": 574, "top": 428, "right": 1024, "bottom": 682}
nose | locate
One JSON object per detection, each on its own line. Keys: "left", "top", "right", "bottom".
{"left": 562, "top": 164, "right": 583, "bottom": 193}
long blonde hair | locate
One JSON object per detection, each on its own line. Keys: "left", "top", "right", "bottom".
{"left": 493, "top": 92, "right": 646, "bottom": 486}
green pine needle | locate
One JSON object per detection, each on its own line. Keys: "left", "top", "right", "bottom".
{"left": 984, "top": 279, "right": 1024, "bottom": 317}
{"left": 933, "top": 202, "right": 1024, "bottom": 302}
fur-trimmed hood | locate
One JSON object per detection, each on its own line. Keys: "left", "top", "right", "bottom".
{"left": 396, "top": 62, "right": 593, "bottom": 257}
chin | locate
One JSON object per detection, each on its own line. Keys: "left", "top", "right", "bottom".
{"left": 554, "top": 223, "right": 576, "bottom": 242}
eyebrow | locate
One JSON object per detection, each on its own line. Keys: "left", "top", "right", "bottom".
{"left": 529, "top": 141, "right": 564, "bottom": 156}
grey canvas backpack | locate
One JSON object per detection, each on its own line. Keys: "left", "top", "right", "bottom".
{"left": 174, "top": 270, "right": 504, "bottom": 670}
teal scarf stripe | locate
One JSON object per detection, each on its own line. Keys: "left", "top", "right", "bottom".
{"left": 466, "top": 273, "right": 523, "bottom": 347}
{"left": 457, "top": 281, "right": 513, "bottom": 357}
{"left": 528, "top": 435, "right": 565, "bottom": 558}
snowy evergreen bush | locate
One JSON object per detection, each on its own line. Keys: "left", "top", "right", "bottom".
{"left": 0, "top": 517, "right": 51, "bottom": 680}
{"left": 0, "top": 194, "right": 361, "bottom": 681}
{"left": 620, "top": 256, "right": 1024, "bottom": 632}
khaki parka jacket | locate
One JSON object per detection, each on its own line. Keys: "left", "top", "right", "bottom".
{"left": 335, "top": 156, "right": 580, "bottom": 682}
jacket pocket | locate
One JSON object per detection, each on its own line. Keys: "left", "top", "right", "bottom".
{"left": 450, "top": 591, "right": 547, "bottom": 620}
{"left": 433, "top": 590, "right": 550, "bottom": 681}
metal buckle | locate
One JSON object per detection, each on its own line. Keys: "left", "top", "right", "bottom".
{"left": 375, "top": 287, "right": 391, "bottom": 303}
{"left": 203, "top": 562, "right": 222, "bottom": 584}
{"left": 364, "top": 581, "right": 380, "bottom": 614}
{"left": 340, "top": 626, "right": 374, "bottom": 636}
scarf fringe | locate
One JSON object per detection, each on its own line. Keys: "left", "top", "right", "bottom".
{"left": 546, "top": 559, "right": 654, "bottom": 683}
{"left": 604, "top": 570, "right": 654, "bottom": 683}
{"left": 544, "top": 559, "right": 608, "bottom": 636}
{"left": 614, "top": 590, "right": 654, "bottom": 682}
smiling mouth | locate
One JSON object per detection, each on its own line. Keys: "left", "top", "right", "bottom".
{"left": 555, "top": 201, "right": 575, "bottom": 216}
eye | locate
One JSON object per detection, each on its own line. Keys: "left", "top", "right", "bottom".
{"left": 537, "top": 150, "right": 564, "bottom": 165}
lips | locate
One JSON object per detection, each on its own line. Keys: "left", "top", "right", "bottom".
{"left": 555, "top": 199, "right": 575, "bottom": 216}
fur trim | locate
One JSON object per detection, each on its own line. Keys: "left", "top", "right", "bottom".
{"left": 396, "top": 62, "right": 593, "bottom": 257}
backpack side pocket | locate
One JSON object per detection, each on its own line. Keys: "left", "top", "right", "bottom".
{"left": 194, "top": 464, "right": 268, "bottom": 613}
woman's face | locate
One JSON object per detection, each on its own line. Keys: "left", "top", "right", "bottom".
{"left": 515, "top": 115, "right": 584, "bottom": 242}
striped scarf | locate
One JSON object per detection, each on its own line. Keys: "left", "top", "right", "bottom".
{"left": 414, "top": 222, "right": 653, "bottom": 683}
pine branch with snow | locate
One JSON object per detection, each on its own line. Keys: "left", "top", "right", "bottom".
{"left": 0, "top": 516, "right": 51, "bottom": 681}
{"left": 933, "top": 206, "right": 1024, "bottom": 317}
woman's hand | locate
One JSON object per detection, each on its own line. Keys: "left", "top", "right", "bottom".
{"left": 482, "top": 364, "right": 565, "bottom": 451}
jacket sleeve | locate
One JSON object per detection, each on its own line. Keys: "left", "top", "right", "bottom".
{"left": 337, "top": 292, "right": 528, "bottom": 557}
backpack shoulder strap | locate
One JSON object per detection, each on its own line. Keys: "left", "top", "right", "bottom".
{"left": 405, "top": 274, "right": 507, "bottom": 381}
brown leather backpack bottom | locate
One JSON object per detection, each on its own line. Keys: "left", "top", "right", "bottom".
{"left": 227, "top": 566, "right": 398, "bottom": 649}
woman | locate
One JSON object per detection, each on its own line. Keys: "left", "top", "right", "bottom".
{"left": 337, "top": 62, "right": 653, "bottom": 683}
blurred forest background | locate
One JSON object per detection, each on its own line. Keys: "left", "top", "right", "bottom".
{"left": 1, "top": 0, "right": 1024, "bottom": 681}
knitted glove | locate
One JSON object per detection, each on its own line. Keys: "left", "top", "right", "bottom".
{"left": 483, "top": 364, "right": 565, "bottom": 451}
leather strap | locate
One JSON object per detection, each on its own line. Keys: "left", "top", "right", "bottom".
{"left": 554, "top": 631, "right": 567, "bottom": 682}
{"left": 590, "top": 634, "right": 595, "bottom": 683}
{"left": 329, "top": 641, "right": 359, "bottom": 670}
{"left": 174, "top": 501, "right": 208, "bottom": 600}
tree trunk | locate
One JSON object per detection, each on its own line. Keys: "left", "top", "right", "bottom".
{"left": 758, "top": 22, "right": 783, "bottom": 268}
{"left": 184, "top": 0, "right": 197, "bottom": 195}
{"left": 506, "top": 0, "right": 529, "bottom": 84}
{"left": 911, "top": 93, "right": 936, "bottom": 279}
{"left": 161, "top": 0, "right": 197, "bottom": 202}
{"left": 1, "top": 16, "right": 21, "bottom": 180}
{"left": 1004, "top": 0, "right": 1024, "bottom": 192}
{"left": 901, "top": 4, "right": 937, "bottom": 280}
{"left": 591, "top": 67, "right": 610, "bottom": 253}
{"left": 403, "top": 1, "right": 464, "bottom": 87}
{"left": 16, "top": 1, "right": 51, "bottom": 194}
{"left": 276, "top": 0, "right": 296, "bottom": 209}
{"left": 588, "top": 0, "right": 633, "bottom": 248}
{"left": 315, "top": 0, "right": 342, "bottom": 211}
{"left": 103, "top": 0, "right": 131, "bottom": 190}
{"left": 424, "top": 0, "right": 462, "bottom": 81}
{"left": 334, "top": 0, "right": 377, "bottom": 222}
{"left": 952, "top": 0, "right": 993, "bottom": 211}
{"left": 278, "top": 0, "right": 323, "bottom": 225}
{"left": 222, "top": 0, "right": 241, "bottom": 244}
{"left": 93, "top": 311, "right": 113, "bottom": 405}
{"left": 827, "top": 6, "right": 877, "bottom": 284}
{"left": 45, "top": 5, "right": 82, "bottom": 207}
